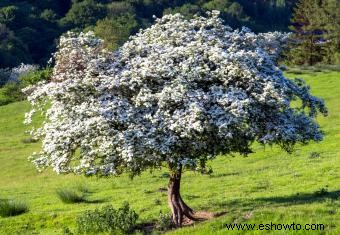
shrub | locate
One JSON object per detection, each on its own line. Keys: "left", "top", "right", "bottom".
{"left": 0, "top": 67, "right": 51, "bottom": 106}
{"left": 20, "top": 67, "right": 52, "bottom": 87}
{"left": 156, "top": 211, "right": 174, "bottom": 231}
{"left": 0, "top": 89, "right": 13, "bottom": 106}
{"left": 56, "top": 188, "right": 86, "bottom": 204}
{"left": 0, "top": 64, "right": 38, "bottom": 88}
{"left": 10, "top": 64, "right": 38, "bottom": 81}
{"left": 309, "top": 151, "right": 321, "bottom": 158}
{"left": 77, "top": 202, "right": 139, "bottom": 234}
{"left": 0, "top": 81, "right": 24, "bottom": 105}
{"left": 154, "top": 199, "right": 161, "bottom": 205}
{"left": 0, "top": 199, "right": 29, "bottom": 217}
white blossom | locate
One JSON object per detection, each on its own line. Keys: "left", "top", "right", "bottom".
{"left": 24, "top": 13, "right": 327, "bottom": 176}
{"left": 10, "top": 63, "right": 38, "bottom": 81}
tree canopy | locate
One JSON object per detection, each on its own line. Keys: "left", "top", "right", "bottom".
{"left": 25, "top": 12, "right": 327, "bottom": 226}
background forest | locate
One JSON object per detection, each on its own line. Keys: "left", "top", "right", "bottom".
{"left": 0, "top": 1, "right": 340, "bottom": 234}
{"left": 0, "top": 0, "right": 332, "bottom": 68}
{"left": 0, "top": 0, "right": 339, "bottom": 104}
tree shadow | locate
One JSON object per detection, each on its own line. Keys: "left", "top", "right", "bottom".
{"left": 84, "top": 198, "right": 106, "bottom": 204}
{"left": 202, "top": 190, "right": 340, "bottom": 213}
{"left": 256, "top": 190, "right": 340, "bottom": 205}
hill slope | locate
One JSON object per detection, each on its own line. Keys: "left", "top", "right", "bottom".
{"left": 0, "top": 72, "right": 339, "bottom": 234}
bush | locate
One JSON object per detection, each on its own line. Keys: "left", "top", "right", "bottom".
{"left": 0, "top": 67, "right": 51, "bottom": 106}
{"left": 94, "top": 14, "right": 138, "bottom": 50}
{"left": 0, "top": 64, "right": 38, "bottom": 88}
{"left": 0, "top": 81, "right": 24, "bottom": 106}
{"left": 0, "top": 89, "right": 13, "bottom": 106}
{"left": 156, "top": 211, "right": 174, "bottom": 231}
{"left": 0, "top": 199, "right": 29, "bottom": 217}
{"left": 56, "top": 188, "right": 86, "bottom": 204}
{"left": 19, "top": 67, "right": 52, "bottom": 87}
{"left": 77, "top": 202, "right": 139, "bottom": 234}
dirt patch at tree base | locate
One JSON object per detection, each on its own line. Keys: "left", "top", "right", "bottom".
{"left": 181, "top": 211, "right": 227, "bottom": 226}
{"left": 138, "top": 211, "right": 227, "bottom": 233}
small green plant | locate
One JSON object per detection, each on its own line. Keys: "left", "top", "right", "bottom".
{"left": 156, "top": 211, "right": 174, "bottom": 231}
{"left": 62, "top": 226, "right": 74, "bottom": 235}
{"left": 154, "top": 199, "right": 161, "bottom": 205}
{"left": 0, "top": 199, "right": 29, "bottom": 217}
{"left": 309, "top": 151, "right": 321, "bottom": 158}
{"left": 77, "top": 202, "right": 139, "bottom": 234}
{"left": 0, "top": 67, "right": 52, "bottom": 106}
{"left": 314, "top": 187, "right": 329, "bottom": 197}
{"left": 143, "top": 189, "right": 153, "bottom": 194}
{"left": 20, "top": 68, "right": 52, "bottom": 87}
{"left": 56, "top": 188, "right": 86, "bottom": 204}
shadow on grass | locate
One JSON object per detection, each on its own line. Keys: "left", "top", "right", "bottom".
{"left": 136, "top": 190, "right": 340, "bottom": 234}
{"left": 256, "top": 190, "right": 340, "bottom": 205}
{"left": 203, "top": 190, "right": 340, "bottom": 212}
{"left": 84, "top": 198, "right": 106, "bottom": 204}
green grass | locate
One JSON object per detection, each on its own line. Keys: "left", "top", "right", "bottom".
{"left": 0, "top": 200, "right": 28, "bottom": 217}
{"left": 0, "top": 71, "right": 339, "bottom": 234}
{"left": 56, "top": 188, "right": 87, "bottom": 204}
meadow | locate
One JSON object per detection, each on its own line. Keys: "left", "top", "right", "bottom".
{"left": 0, "top": 71, "right": 339, "bottom": 234}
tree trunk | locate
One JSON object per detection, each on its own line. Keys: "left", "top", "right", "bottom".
{"left": 167, "top": 165, "right": 199, "bottom": 227}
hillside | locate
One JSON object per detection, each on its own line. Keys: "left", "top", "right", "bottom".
{"left": 0, "top": 71, "right": 339, "bottom": 234}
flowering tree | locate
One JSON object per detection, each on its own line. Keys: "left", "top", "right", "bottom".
{"left": 25, "top": 12, "right": 327, "bottom": 226}
{"left": 0, "top": 63, "right": 38, "bottom": 87}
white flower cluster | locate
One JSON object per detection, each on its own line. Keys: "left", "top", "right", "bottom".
{"left": 25, "top": 12, "right": 327, "bottom": 176}
{"left": 0, "top": 63, "right": 38, "bottom": 86}
{"left": 9, "top": 63, "right": 38, "bottom": 81}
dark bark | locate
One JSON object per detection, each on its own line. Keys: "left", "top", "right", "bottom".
{"left": 167, "top": 165, "right": 199, "bottom": 227}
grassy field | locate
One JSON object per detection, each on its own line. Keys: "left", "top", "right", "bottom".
{"left": 0, "top": 72, "right": 339, "bottom": 234}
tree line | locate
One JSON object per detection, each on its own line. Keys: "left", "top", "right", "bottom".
{"left": 287, "top": 0, "right": 340, "bottom": 65}
{"left": 0, "top": 0, "right": 297, "bottom": 69}
{"left": 0, "top": 0, "right": 339, "bottom": 69}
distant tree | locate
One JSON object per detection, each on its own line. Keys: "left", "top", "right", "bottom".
{"left": 0, "top": 67, "right": 11, "bottom": 87}
{"left": 40, "top": 9, "right": 58, "bottom": 22}
{"left": 287, "top": 0, "right": 325, "bottom": 65}
{"left": 163, "top": 3, "right": 202, "bottom": 19}
{"left": 202, "top": 0, "right": 233, "bottom": 13}
{"left": 60, "top": 0, "right": 106, "bottom": 28}
{"left": 238, "top": 0, "right": 296, "bottom": 31}
{"left": 202, "top": 0, "right": 249, "bottom": 28}
{"left": 25, "top": 13, "right": 326, "bottom": 227}
{"left": 94, "top": 14, "right": 138, "bottom": 50}
{"left": 0, "top": 6, "right": 18, "bottom": 25}
{"left": 0, "top": 0, "right": 301, "bottom": 68}
{"left": 0, "top": 24, "right": 31, "bottom": 68}
{"left": 27, "top": 0, "right": 71, "bottom": 16}
{"left": 106, "top": 1, "right": 136, "bottom": 17}
{"left": 321, "top": 0, "right": 340, "bottom": 64}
